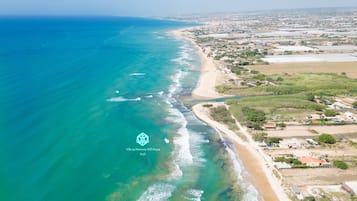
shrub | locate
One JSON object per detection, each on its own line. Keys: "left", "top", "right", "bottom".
{"left": 241, "top": 107, "right": 266, "bottom": 129}
{"left": 203, "top": 104, "right": 213, "bottom": 108}
{"left": 318, "top": 134, "right": 336, "bottom": 144}
{"left": 333, "top": 160, "right": 348, "bottom": 169}
{"left": 253, "top": 74, "right": 266, "bottom": 81}
{"left": 276, "top": 77, "right": 284, "bottom": 82}
{"left": 266, "top": 137, "right": 283, "bottom": 144}
{"left": 277, "top": 122, "right": 286, "bottom": 128}
{"left": 304, "top": 196, "right": 316, "bottom": 201}
{"left": 253, "top": 132, "right": 268, "bottom": 142}
{"left": 274, "top": 157, "right": 286, "bottom": 162}
{"left": 211, "top": 106, "right": 235, "bottom": 124}
{"left": 324, "top": 109, "right": 338, "bottom": 117}
{"left": 353, "top": 101, "right": 357, "bottom": 108}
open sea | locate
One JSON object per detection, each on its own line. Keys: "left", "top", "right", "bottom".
{"left": 0, "top": 17, "right": 258, "bottom": 201}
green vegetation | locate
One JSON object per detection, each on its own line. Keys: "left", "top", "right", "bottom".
{"left": 276, "top": 77, "right": 284, "bottom": 82}
{"left": 353, "top": 101, "right": 357, "bottom": 108}
{"left": 303, "top": 196, "right": 316, "bottom": 201}
{"left": 222, "top": 73, "right": 357, "bottom": 97}
{"left": 324, "top": 109, "right": 339, "bottom": 117}
{"left": 252, "top": 132, "right": 267, "bottom": 142}
{"left": 277, "top": 122, "right": 286, "bottom": 129}
{"left": 308, "top": 129, "right": 319, "bottom": 134}
{"left": 227, "top": 94, "right": 325, "bottom": 122}
{"left": 266, "top": 137, "right": 283, "bottom": 144}
{"left": 239, "top": 49, "right": 263, "bottom": 59}
{"left": 203, "top": 104, "right": 213, "bottom": 108}
{"left": 210, "top": 106, "right": 237, "bottom": 130}
{"left": 252, "top": 133, "right": 282, "bottom": 145}
{"left": 274, "top": 157, "right": 307, "bottom": 168}
{"left": 333, "top": 160, "right": 348, "bottom": 169}
{"left": 220, "top": 72, "right": 357, "bottom": 128}
{"left": 240, "top": 107, "right": 266, "bottom": 130}
{"left": 317, "top": 134, "right": 336, "bottom": 144}
{"left": 229, "top": 66, "right": 247, "bottom": 75}
{"left": 306, "top": 93, "right": 315, "bottom": 102}
{"left": 266, "top": 73, "right": 357, "bottom": 96}
{"left": 252, "top": 74, "right": 266, "bottom": 81}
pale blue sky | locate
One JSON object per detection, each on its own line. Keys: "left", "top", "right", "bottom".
{"left": 0, "top": 0, "right": 356, "bottom": 16}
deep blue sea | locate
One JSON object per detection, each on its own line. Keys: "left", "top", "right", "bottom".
{"left": 0, "top": 17, "right": 257, "bottom": 201}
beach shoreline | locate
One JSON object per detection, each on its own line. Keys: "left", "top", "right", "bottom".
{"left": 170, "top": 29, "right": 228, "bottom": 100}
{"left": 192, "top": 103, "right": 289, "bottom": 201}
{"left": 171, "top": 27, "right": 289, "bottom": 200}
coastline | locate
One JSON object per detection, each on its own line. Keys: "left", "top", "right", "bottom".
{"left": 171, "top": 27, "right": 289, "bottom": 200}
{"left": 170, "top": 29, "right": 228, "bottom": 100}
{"left": 192, "top": 103, "right": 286, "bottom": 201}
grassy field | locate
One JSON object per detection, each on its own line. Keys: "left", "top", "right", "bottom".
{"left": 262, "top": 73, "right": 357, "bottom": 96}
{"left": 248, "top": 62, "right": 357, "bottom": 78}
{"left": 225, "top": 73, "right": 357, "bottom": 123}
{"left": 219, "top": 73, "right": 357, "bottom": 97}
{"left": 227, "top": 94, "right": 322, "bottom": 122}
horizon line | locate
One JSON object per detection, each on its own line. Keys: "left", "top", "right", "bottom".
{"left": 0, "top": 6, "right": 356, "bottom": 18}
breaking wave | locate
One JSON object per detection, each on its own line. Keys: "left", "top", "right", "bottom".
{"left": 106, "top": 96, "right": 141, "bottom": 102}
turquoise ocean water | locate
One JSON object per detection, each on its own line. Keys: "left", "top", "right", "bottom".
{"left": 0, "top": 17, "right": 258, "bottom": 201}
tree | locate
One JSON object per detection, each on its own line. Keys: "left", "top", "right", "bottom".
{"left": 266, "top": 137, "right": 283, "bottom": 144}
{"left": 333, "top": 160, "right": 348, "bottom": 169}
{"left": 318, "top": 134, "right": 336, "bottom": 144}
{"left": 324, "top": 109, "right": 338, "bottom": 117}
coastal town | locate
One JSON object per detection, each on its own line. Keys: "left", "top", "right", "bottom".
{"left": 175, "top": 8, "right": 357, "bottom": 201}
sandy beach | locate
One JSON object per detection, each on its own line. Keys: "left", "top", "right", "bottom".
{"left": 171, "top": 28, "right": 289, "bottom": 200}
{"left": 192, "top": 103, "right": 289, "bottom": 201}
{"left": 170, "top": 29, "right": 227, "bottom": 99}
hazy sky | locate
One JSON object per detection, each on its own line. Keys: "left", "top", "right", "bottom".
{"left": 0, "top": 0, "right": 356, "bottom": 16}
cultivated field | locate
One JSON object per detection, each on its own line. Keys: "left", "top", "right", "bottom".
{"left": 248, "top": 62, "right": 357, "bottom": 78}
{"left": 281, "top": 167, "right": 357, "bottom": 186}
{"left": 266, "top": 125, "right": 357, "bottom": 138}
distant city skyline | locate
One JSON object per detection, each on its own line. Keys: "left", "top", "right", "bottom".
{"left": 0, "top": 0, "right": 356, "bottom": 16}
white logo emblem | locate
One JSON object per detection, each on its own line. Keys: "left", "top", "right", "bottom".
{"left": 136, "top": 132, "right": 149, "bottom": 146}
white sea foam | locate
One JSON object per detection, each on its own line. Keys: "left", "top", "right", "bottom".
{"left": 115, "top": 90, "right": 120, "bottom": 94}
{"left": 145, "top": 95, "right": 153, "bottom": 98}
{"left": 106, "top": 96, "right": 141, "bottom": 102}
{"left": 164, "top": 138, "right": 170, "bottom": 144}
{"left": 129, "top": 72, "right": 146, "bottom": 76}
{"left": 224, "top": 141, "right": 259, "bottom": 201}
{"left": 171, "top": 44, "right": 195, "bottom": 67}
{"left": 162, "top": 42, "right": 208, "bottom": 181}
{"left": 168, "top": 106, "right": 193, "bottom": 165}
{"left": 138, "top": 41, "right": 205, "bottom": 200}
{"left": 186, "top": 189, "right": 204, "bottom": 201}
{"left": 137, "top": 183, "right": 176, "bottom": 201}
